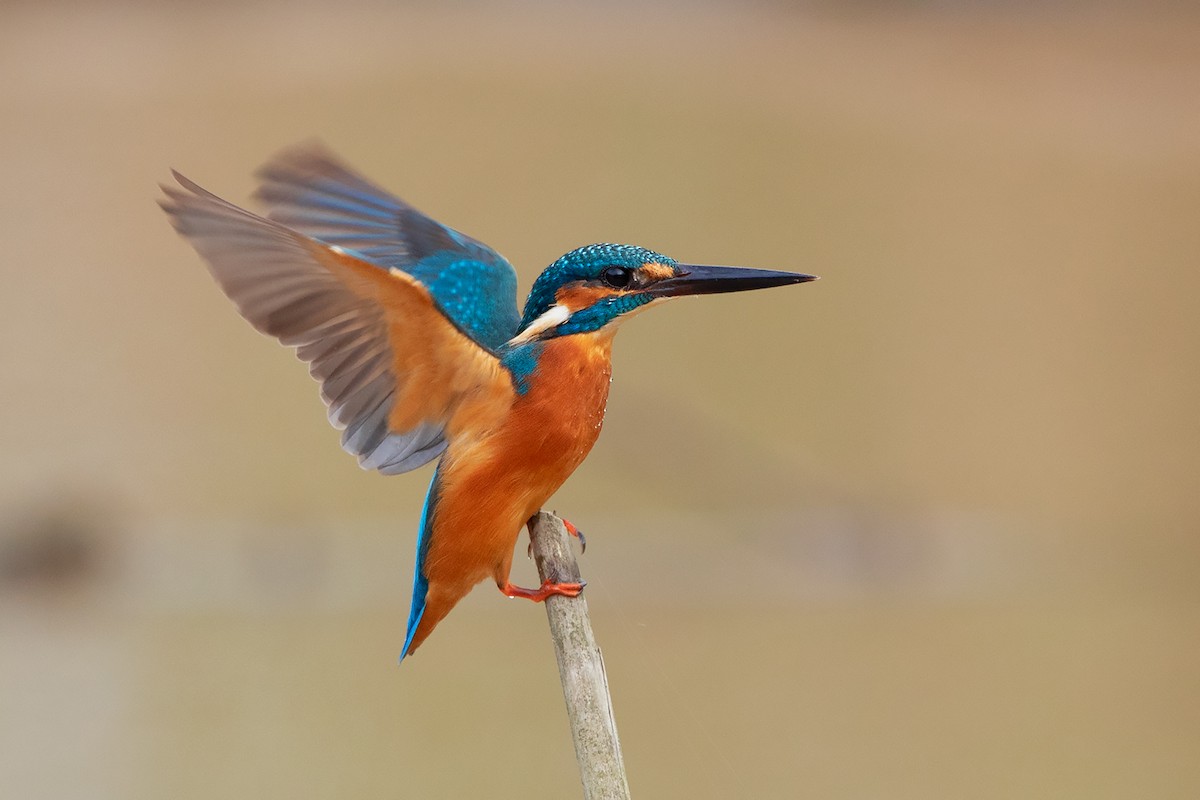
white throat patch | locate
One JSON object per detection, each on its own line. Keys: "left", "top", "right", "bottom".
{"left": 508, "top": 304, "right": 571, "bottom": 345}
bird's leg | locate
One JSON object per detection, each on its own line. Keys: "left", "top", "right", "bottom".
{"left": 525, "top": 513, "right": 586, "bottom": 557}
{"left": 512, "top": 514, "right": 587, "bottom": 599}
{"left": 499, "top": 579, "right": 586, "bottom": 602}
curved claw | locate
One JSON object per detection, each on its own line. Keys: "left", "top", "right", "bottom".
{"left": 526, "top": 515, "right": 587, "bottom": 557}
{"left": 500, "top": 579, "right": 586, "bottom": 602}
{"left": 563, "top": 519, "right": 586, "bottom": 554}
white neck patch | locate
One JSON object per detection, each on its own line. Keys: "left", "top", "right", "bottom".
{"left": 509, "top": 303, "right": 571, "bottom": 345}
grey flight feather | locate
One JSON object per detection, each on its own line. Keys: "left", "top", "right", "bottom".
{"left": 159, "top": 171, "right": 447, "bottom": 474}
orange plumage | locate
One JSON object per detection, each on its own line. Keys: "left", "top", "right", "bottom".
{"left": 407, "top": 332, "right": 613, "bottom": 653}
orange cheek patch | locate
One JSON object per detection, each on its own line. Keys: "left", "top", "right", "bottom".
{"left": 555, "top": 284, "right": 615, "bottom": 312}
{"left": 639, "top": 262, "right": 676, "bottom": 281}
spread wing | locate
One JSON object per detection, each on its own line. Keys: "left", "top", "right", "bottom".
{"left": 160, "top": 172, "right": 514, "bottom": 475}
{"left": 254, "top": 142, "right": 521, "bottom": 350}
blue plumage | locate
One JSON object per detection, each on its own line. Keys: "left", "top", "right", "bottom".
{"left": 499, "top": 341, "right": 546, "bottom": 396}
{"left": 555, "top": 293, "right": 656, "bottom": 336}
{"left": 400, "top": 468, "right": 440, "bottom": 663}
{"left": 407, "top": 251, "right": 520, "bottom": 350}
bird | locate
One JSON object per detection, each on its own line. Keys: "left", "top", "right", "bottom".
{"left": 160, "top": 143, "right": 816, "bottom": 660}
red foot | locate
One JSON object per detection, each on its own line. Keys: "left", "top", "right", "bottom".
{"left": 500, "top": 579, "right": 586, "bottom": 602}
{"left": 525, "top": 515, "right": 587, "bottom": 558}
{"left": 562, "top": 519, "right": 587, "bottom": 553}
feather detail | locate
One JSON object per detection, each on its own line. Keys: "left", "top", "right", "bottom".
{"left": 160, "top": 172, "right": 513, "bottom": 476}
{"left": 255, "top": 142, "right": 521, "bottom": 349}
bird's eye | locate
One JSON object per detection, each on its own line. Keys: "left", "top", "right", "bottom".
{"left": 601, "top": 266, "right": 633, "bottom": 288}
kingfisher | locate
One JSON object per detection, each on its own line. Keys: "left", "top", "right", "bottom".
{"left": 160, "top": 144, "right": 815, "bottom": 660}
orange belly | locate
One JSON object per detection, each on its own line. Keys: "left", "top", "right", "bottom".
{"left": 405, "top": 332, "right": 613, "bottom": 653}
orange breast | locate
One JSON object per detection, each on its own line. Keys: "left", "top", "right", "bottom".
{"left": 405, "top": 332, "right": 614, "bottom": 652}
{"left": 436, "top": 332, "right": 614, "bottom": 564}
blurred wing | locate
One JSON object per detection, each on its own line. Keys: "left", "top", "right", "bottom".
{"left": 255, "top": 143, "right": 521, "bottom": 350}
{"left": 160, "top": 172, "right": 514, "bottom": 475}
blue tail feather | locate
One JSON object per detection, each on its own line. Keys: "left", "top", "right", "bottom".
{"left": 399, "top": 467, "right": 440, "bottom": 663}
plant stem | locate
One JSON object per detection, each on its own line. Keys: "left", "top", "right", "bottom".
{"left": 528, "top": 511, "right": 631, "bottom": 800}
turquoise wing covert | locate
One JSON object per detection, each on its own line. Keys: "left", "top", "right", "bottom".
{"left": 255, "top": 143, "right": 522, "bottom": 350}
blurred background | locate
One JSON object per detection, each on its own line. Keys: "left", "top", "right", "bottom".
{"left": 2, "top": 1, "right": 1198, "bottom": 797}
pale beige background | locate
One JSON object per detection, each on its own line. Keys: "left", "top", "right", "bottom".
{"left": 1, "top": 2, "right": 1197, "bottom": 798}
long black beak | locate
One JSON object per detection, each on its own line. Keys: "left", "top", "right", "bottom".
{"left": 649, "top": 264, "right": 818, "bottom": 298}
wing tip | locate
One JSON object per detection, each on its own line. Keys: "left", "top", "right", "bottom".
{"left": 254, "top": 139, "right": 357, "bottom": 188}
{"left": 253, "top": 140, "right": 401, "bottom": 221}
{"left": 158, "top": 167, "right": 312, "bottom": 247}
{"left": 166, "top": 168, "right": 208, "bottom": 196}
{"left": 156, "top": 169, "right": 216, "bottom": 217}
{"left": 255, "top": 138, "right": 337, "bottom": 173}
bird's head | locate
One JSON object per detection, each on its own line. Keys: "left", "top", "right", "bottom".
{"left": 514, "top": 243, "right": 815, "bottom": 343}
